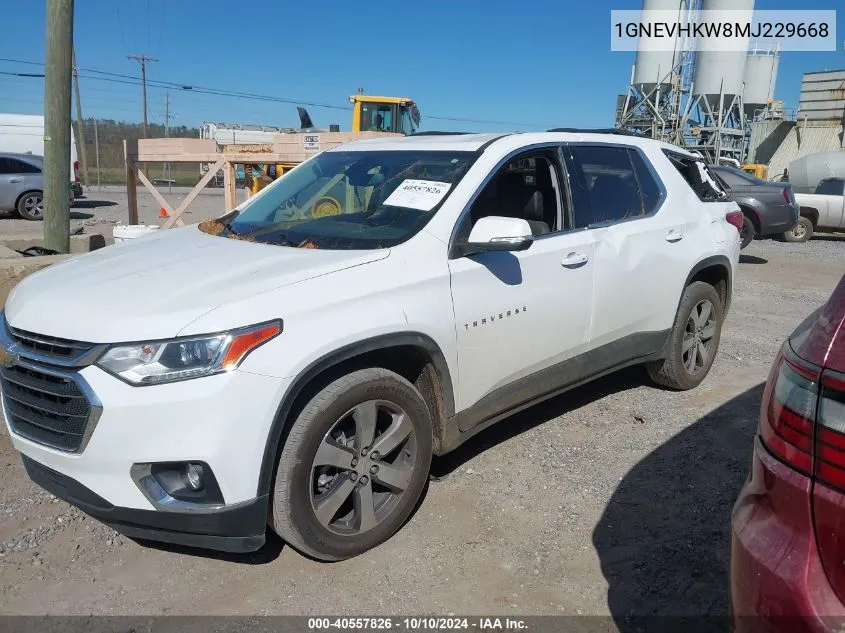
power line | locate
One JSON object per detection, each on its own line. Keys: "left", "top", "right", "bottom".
{"left": 0, "top": 57, "right": 554, "bottom": 128}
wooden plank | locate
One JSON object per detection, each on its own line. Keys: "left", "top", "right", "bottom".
{"left": 135, "top": 169, "right": 175, "bottom": 218}
{"left": 162, "top": 157, "right": 225, "bottom": 229}
{"left": 223, "top": 161, "right": 237, "bottom": 211}
{"left": 124, "top": 140, "right": 138, "bottom": 225}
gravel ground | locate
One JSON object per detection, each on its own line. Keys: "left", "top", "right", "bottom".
{"left": 0, "top": 236, "right": 842, "bottom": 626}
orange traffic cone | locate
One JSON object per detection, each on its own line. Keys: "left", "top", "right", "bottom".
{"left": 159, "top": 207, "right": 169, "bottom": 219}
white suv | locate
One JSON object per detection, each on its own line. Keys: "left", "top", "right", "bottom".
{"left": 0, "top": 132, "right": 741, "bottom": 560}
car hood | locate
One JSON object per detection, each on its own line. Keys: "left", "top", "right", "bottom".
{"left": 4, "top": 226, "right": 389, "bottom": 342}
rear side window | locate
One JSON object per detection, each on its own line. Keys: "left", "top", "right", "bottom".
{"left": 564, "top": 145, "right": 660, "bottom": 229}
{"left": 817, "top": 179, "right": 845, "bottom": 196}
{"left": 663, "top": 150, "right": 727, "bottom": 202}
{"left": 0, "top": 158, "right": 40, "bottom": 175}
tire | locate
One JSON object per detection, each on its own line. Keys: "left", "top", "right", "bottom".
{"left": 647, "top": 281, "right": 723, "bottom": 391}
{"left": 16, "top": 191, "right": 44, "bottom": 221}
{"left": 270, "top": 367, "right": 433, "bottom": 561}
{"left": 783, "top": 216, "right": 813, "bottom": 243}
{"left": 739, "top": 216, "right": 755, "bottom": 249}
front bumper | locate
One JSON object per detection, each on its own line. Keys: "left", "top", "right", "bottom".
{"left": 23, "top": 455, "right": 267, "bottom": 552}
{"left": 3, "top": 356, "right": 291, "bottom": 552}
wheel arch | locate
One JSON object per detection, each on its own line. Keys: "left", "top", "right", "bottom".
{"left": 737, "top": 203, "right": 761, "bottom": 233}
{"left": 256, "top": 332, "right": 455, "bottom": 497}
{"left": 14, "top": 188, "right": 43, "bottom": 209}
{"left": 799, "top": 206, "right": 819, "bottom": 227}
{"left": 683, "top": 255, "right": 732, "bottom": 315}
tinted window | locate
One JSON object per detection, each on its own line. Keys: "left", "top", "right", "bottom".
{"left": 663, "top": 150, "right": 727, "bottom": 202}
{"left": 817, "top": 179, "right": 845, "bottom": 196}
{"left": 565, "top": 145, "right": 644, "bottom": 228}
{"left": 0, "top": 158, "right": 40, "bottom": 175}
{"left": 629, "top": 148, "right": 662, "bottom": 214}
{"left": 714, "top": 167, "right": 754, "bottom": 188}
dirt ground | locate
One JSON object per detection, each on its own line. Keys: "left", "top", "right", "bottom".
{"left": 0, "top": 226, "right": 843, "bottom": 624}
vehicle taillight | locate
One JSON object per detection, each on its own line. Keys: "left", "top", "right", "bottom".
{"left": 782, "top": 187, "right": 793, "bottom": 204}
{"left": 759, "top": 351, "right": 819, "bottom": 475}
{"left": 815, "top": 371, "right": 845, "bottom": 490}
{"left": 725, "top": 210, "right": 743, "bottom": 232}
{"left": 73, "top": 160, "right": 80, "bottom": 183}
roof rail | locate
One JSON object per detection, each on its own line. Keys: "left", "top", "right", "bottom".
{"left": 546, "top": 127, "right": 643, "bottom": 137}
{"left": 409, "top": 131, "right": 470, "bottom": 136}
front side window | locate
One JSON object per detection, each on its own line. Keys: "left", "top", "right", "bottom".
{"left": 360, "top": 103, "right": 395, "bottom": 133}
{"left": 565, "top": 145, "right": 645, "bottom": 229}
{"left": 219, "top": 150, "right": 477, "bottom": 250}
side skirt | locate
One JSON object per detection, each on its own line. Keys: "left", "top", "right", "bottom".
{"left": 438, "top": 330, "right": 670, "bottom": 455}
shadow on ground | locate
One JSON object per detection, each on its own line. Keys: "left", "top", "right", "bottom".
{"left": 592, "top": 383, "right": 763, "bottom": 631}
{"left": 739, "top": 254, "right": 768, "bottom": 265}
{"left": 130, "top": 531, "right": 285, "bottom": 565}
{"left": 72, "top": 200, "right": 117, "bottom": 210}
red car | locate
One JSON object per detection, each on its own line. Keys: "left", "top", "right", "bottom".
{"left": 731, "top": 273, "right": 845, "bottom": 631}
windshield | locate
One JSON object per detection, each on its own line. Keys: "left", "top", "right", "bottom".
{"left": 220, "top": 150, "right": 478, "bottom": 250}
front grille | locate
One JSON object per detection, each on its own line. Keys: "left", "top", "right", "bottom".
{"left": 0, "top": 363, "right": 93, "bottom": 452}
{"left": 8, "top": 327, "right": 97, "bottom": 363}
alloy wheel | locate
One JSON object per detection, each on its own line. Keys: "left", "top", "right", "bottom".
{"left": 310, "top": 400, "right": 416, "bottom": 535}
{"left": 683, "top": 299, "right": 717, "bottom": 375}
{"left": 791, "top": 223, "right": 807, "bottom": 239}
{"left": 24, "top": 195, "right": 43, "bottom": 219}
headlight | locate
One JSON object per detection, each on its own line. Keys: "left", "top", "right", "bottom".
{"left": 96, "top": 321, "right": 281, "bottom": 385}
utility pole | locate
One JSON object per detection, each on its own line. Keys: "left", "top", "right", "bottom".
{"left": 71, "top": 48, "right": 89, "bottom": 187}
{"left": 126, "top": 54, "right": 157, "bottom": 138}
{"left": 44, "top": 0, "right": 74, "bottom": 254}
{"left": 93, "top": 117, "right": 100, "bottom": 190}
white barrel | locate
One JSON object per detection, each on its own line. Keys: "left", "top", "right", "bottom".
{"left": 112, "top": 225, "right": 160, "bottom": 243}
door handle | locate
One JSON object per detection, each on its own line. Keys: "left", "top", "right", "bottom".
{"left": 9, "top": 178, "right": 22, "bottom": 183}
{"left": 665, "top": 229, "right": 684, "bottom": 243}
{"left": 561, "top": 252, "right": 589, "bottom": 268}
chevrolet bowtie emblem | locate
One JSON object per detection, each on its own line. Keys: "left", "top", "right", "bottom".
{"left": 0, "top": 346, "right": 18, "bottom": 368}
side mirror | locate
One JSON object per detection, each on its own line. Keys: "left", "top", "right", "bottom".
{"left": 464, "top": 216, "right": 533, "bottom": 254}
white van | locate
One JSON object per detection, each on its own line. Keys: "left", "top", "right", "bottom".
{"left": 0, "top": 113, "right": 81, "bottom": 196}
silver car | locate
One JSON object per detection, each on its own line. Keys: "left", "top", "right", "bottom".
{"left": 0, "top": 152, "right": 74, "bottom": 221}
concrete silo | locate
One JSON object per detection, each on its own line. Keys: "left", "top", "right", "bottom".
{"left": 681, "top": 0, "right": 754, "bottom": 163}
{"left": 632, "top": 0, "right": 686, "bottom": 97}
{"left": 617, "top": 0, "right": 693, "bottom": 143}
{"left": 743, "top": 45, "right": 780, "bottom": 121}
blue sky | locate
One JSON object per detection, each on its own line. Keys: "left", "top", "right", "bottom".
{"left": 0, "top": 0, "right": 842, "bottom": 133}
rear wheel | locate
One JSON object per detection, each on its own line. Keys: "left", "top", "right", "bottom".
{"left": 783, "top": 216, "right": 813, "bottom": 243}
{"left": 17, "top": 191, "right": 43, "bottom": 221}
{"left": 739, "top": 216, "right": 755, "bottom": 249}
{"left": 270, "top": 368, "right": 433, "bottom": 561}
{"left": 647, "top": 281, "right": 723, "bottom": 390}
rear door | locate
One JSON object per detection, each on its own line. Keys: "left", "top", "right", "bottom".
{"left": 0, "top": 158, "right": 24, "bottom": 209}
{"left": 815, "top": 179, "right": 845, "bottom": 228}
{"left": 562, "top": 143, "right": 689, "bottom": 351}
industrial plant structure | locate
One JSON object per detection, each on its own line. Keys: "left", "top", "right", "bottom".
{"left": 616, "top": 0, "right": 783, "bottom": 165}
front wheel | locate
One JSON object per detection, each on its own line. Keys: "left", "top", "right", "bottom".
{"left": 739, "top": 216, "right": 755, "bottom": 249}
{"left": 270, "top": 368, "right": 433, "bottom": 561}
{"left": 647, "top": 281, "right": 723, "bottom": 390}
{"left": 17, "top": 191, "right": 43, "bottom": 221}
{"left": 783, "top": 216, "right": 813, "bottom": 243}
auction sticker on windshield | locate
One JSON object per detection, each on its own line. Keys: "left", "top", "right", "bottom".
{"left": 383, "top": 179, "right": 452, "bottom": 211}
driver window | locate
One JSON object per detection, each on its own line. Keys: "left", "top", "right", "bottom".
{"left": 465, "top": 153, "right": 562, "bottom": 238}
{"left": 361, "top": 103, "right": 394, "bottom": 132}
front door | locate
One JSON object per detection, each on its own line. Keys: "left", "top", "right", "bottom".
{"left": 448, "top": 150, "right": 595, "bottom": 415}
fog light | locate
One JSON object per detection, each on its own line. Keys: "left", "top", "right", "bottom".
{"left": 184, "top": 463, "right": 204, "bottom": 491}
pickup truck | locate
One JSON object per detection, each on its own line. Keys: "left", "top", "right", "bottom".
{"left": 788, "top": 178, "right": 845, "bottom": 242}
